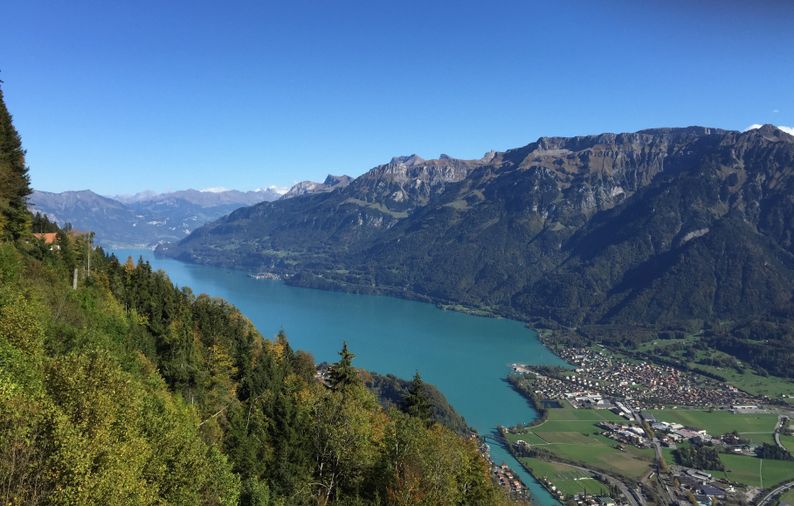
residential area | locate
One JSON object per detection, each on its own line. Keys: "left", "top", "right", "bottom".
{"left": 505, "top": 346, "right": 794, "bottom": 506}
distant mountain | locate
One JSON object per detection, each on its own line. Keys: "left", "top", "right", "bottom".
{"left": 29, "top": 188, "right": 283, "bottom": 247}
{"left": 118, "top": 187, "right": 285, "bottom": 207}
{"left": 162, "top": 125, "right": 794, "bottom": 334}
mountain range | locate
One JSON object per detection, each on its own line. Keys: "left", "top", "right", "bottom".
{"left": 160, "top": 125, "right": 794, "bottom": 334}
{"left": 29, "top": 187, "right": 285, "bottom": 247}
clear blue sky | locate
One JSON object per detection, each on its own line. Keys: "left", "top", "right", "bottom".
{"left": 1, "top": 0, "right": 793, "bottom": 195}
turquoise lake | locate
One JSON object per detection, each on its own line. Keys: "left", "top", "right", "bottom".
{"left": 116, "top": 249, "right": 566, "bottom": 505}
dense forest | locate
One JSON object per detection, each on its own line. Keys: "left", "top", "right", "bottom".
{"left": 0, "top": 87, "right": 512, "bottom": 505}
{"left": 673, "top": 444, "right": 724, "bottom": 471}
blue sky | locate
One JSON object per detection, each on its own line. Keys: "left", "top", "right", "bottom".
{"left": 1, "top": 0, "right": 793, "bottom": 195}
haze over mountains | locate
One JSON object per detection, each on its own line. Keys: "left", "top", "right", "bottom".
{"left": 161, "top": 125, "right": 794, "bottom": 334}
{"left": 29, "top": 187, "right": 286, "bottom": 247}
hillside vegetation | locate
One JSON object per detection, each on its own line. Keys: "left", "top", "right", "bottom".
{"left": 0, "top": 87, "right": 511, "bottom": 505}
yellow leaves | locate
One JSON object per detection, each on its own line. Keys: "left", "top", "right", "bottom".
{"left": 127, "top": 308, "right": 148, "bottom": 328}
{"left": 0, "top": 294, "right": 45, "bottom": 359}
{"left": 123, "top": 256, "right": 135, "bottom": 273}
{"left": 267, "top": 338, "right": 287, "bottom": 361}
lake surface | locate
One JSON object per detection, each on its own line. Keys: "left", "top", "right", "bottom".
{"left": 116, "top": 249, "right": 566, "bottom": 505}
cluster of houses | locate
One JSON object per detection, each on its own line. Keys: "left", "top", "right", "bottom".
{"left": 490, "top": 463, "right": 527, "bottom": 499}
{"left": 673, "top": 468, "right": 734, "bottom": 505}
{"left": 555, "top": 347, "right": 753, "bottom": 409}
{"left": 644, "top": 413, "right": 760, "bottom": 455}
{"left": 597, "top": 422, "right": 650, "bottom": 448}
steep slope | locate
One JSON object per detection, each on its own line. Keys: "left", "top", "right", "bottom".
{"left": 163, "top": 126, "right": 794, "bottom": 330}
{"left": 164, "top": 153, "right": 486, "bottom": 268}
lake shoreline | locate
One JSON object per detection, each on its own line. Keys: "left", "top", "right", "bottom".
{"left": 141, "top": 248, "right": 564, "bottom": 505}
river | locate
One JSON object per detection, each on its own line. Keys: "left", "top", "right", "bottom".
{"left": 115, "top": 248, "right": 566, "bottom": 505}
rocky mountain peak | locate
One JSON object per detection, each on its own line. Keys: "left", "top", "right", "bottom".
{"left": 389, "top": 154, "right": 426, "bottom": 166}
{"left": 323, "top": 174, "right": 353, "bottom": 186}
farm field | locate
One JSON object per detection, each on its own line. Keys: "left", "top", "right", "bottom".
{"left": 648, "top": 409, "right": 778, "bottom": 443}
{"left": 518, "top": 457, "right": 610, "bottom": 497}
{"left": 506, "top": 407, "right": 654, "bottom": 480}
{"left": 717, "top": 454, "right": 794, "bottom": 488}
{"left": 663, "top": 448, "right": 794, "bottom": 488}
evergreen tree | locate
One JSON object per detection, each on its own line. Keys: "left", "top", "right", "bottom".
{"left": 31, "top": 212, "right": 58, "bottom": 233}
{"left": 0, "top": 85, "right": 31, "bottom": 241}
{"left": 329, "top": 342, "right": 359, "bottom": 391}
{"left": 404, "top": 371, "right": 432, "bottom": 426}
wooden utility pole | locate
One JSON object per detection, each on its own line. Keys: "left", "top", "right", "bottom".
{"left": 86, "top": 234, "right": 91, "bottom": 276}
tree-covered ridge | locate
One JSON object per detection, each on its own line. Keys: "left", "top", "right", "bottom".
{"left": 363, "top": 371, "right": 470, "bottom": 435}
{"left": 0, "top": 87, "right": 512, "bottom": 505}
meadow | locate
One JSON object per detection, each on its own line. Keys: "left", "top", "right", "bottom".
{"left": 648, "top": 409, "right": 778, "bottom": 444}
{"left": 507, "top": 406, "right": 654, "bottom": 480}
{"left": 518, "top": 458, "right": 611, "bottom": 497}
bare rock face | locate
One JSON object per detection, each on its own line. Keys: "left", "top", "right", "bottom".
{"left": 345, "top": 154, "right": 481, "bottom": 213}
{"left": 280, "top": 174, "right": 352, "bottom": 200}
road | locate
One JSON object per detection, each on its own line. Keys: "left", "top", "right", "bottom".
{"left": 632, "top": 410, "right": 673, "bottom": 505}
{"left": 775, "top": 415, "right": 789, "bottom": 451}
{"left": 757, "top": 479, "right": 794, "bottom": 506}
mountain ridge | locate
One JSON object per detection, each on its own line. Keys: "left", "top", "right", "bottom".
{"left": 29, "top": 187, "right": 283, "bottom": 247}
{"left": 162, "top": 125, "right": 794, "bottom": 334}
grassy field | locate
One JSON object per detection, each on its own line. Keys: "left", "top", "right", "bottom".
{"left": 691, "top": 363, "right": 794, "bottom": 403}
{"left": 506, "top": 406, "right": 654, "bottom": 480}
{"left": 780, "top": 487, "right": 794, "bottom": 505}
{"left": 649, "top": 409, "right": 778, "bottom": 443}
{"left": 717, "top": 454, "right": 794, "bottom": 488}
{"left": 662, "top": 446, "right": 794, "bottom": 488}
{"left": 518, "top": 458, "right": 610, "bottom": 497}
{"left": 780, "top": 434, "right": 794, "bottom": 451}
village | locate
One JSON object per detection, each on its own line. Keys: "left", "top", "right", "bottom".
{"left": 506, "top": 346, "right": 794, "bottom": 506}
{"left": 513, "top": 346, "right": 755, "bottom": 410}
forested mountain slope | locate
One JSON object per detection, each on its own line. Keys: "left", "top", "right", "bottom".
{"left": 164, "top": 126, "right": 794, "bottom": 330}
{"left": 0, "top": 87, "right": 511, "bottom": 505}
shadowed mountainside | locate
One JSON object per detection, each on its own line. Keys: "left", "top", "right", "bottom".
{"left": 162, "top": 126, "right": 794, "bottom": 335}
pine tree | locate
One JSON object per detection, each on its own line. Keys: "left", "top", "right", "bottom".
{"left": 0, "top": 85, "right": 32, "bottom": 241}
{"left": 405, "top": 371, "right": 433, "bottom": 425}
{"left": 329, "top": 342, "right": 358, "bottom": 391}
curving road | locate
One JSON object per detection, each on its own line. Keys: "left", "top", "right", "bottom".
{"left": 757, "top": 479, "right": 794, "bottom": 506}
{"left": 775, "top": 416, "right": 789, "bottom": 451}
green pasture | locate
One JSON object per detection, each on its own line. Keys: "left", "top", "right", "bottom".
{"left": 519, "top": 457, "right": 610, "bottom": 497}
{"left": 508, "top": 407, "right": 654, "bottom": 480}
{"left": 649, "top": 409, "right": 777, "bottom": 443}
